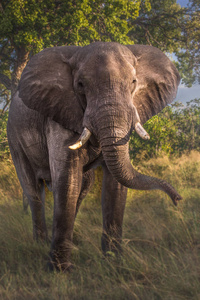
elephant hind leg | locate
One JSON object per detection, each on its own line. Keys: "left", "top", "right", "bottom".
{"left": 10, "top": 147, "right": 48, "bottom": 241}
{"left": 28, "top": 179, "right": 48, "bottom": 242}
{"left": 23, "top": 178, "right": 48, "bottom": 242}
{"left": 23, "top": 192, "right": 29, "bottom": 212}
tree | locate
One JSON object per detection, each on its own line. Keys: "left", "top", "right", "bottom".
{"left": 0, "top": 0, "right": 150, "bottom": 106}
{"left": 175, "top": 0, "right": 200, "bottom": 86}
{"left": 0, "top": 0, "right": 51, "bottom": 99}
{"left": 128, "top": 0, "right": 200, "bottom": 86}
{"left": 129, "top": 99, "right": 200, "bottom": 161}
{"left": 0, "top": 110, "right": 9, "bottom": 160}
{"left": 0, "top": 0, "right": 199, "bottom": 109}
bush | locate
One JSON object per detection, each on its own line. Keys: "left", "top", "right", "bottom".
{"left": 130, "top": 99, "right": 200, "bottom": 161}
{"left": 0, "top": 111, "right": 10, "bottom": 160}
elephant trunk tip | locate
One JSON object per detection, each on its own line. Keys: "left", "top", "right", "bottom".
{"left": 153, "top": 178, "right": 182, "bottom": 206}
{"left": 172, "top": 194, "right": 182, "bottom": 206}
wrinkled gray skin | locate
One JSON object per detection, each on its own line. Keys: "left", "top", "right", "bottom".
{"left": 7, "top": 42, "right": 181, "bottom": 271}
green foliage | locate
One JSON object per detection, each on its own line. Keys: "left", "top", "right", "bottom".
{"left": 175, "top": 0, "right": 200, "bottom": 86}
{"left": 0, "top": 0, "right": 151, "bottom": 103}
{"left": 0, "top": 83, "right": 10, "bottom": 112}
{"left": 0, "top": 0, "right": 199, "bottom": 109}
{"left": 1, "top": 0, "right": 52, "bottom": 52}
{"left": 130, "top": 0, "right": 182, "bottom": 52}
{"left": 129, "top": 0, "right": 200, "bottom": 86}
{"left": 0, "top": 0, "right": 154, "bottom": 51}
{"left": 130, "top": 99, "right": 200, "bottom": 161}
{"left": 0, "top": 111, "right": 10, "bottom": 160}
{"left": 45, "top": 0, "right": 149, "bottom": 46}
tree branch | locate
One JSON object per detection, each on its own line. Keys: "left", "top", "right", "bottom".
{"left": 0, "top": 73, "right": 11, "bottom": 90}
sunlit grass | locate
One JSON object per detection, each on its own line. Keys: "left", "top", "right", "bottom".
{"left": 0, "top": 152, "right": 200, "bottom": 299}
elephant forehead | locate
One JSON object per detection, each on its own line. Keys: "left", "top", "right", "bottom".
{"left": 80, "top": 52, "right": 136, "bottom": 82}
{"left": 97, "top": 50, "right": 136, "bottom": 69}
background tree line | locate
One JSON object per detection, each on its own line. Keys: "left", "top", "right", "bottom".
{"left": 0, "top": 0, "right": 199, "bottom": 110}
{"left": 129, "top": 98, "right": 200, "bottom": 161}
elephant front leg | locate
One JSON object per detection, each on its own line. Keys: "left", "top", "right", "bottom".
{"left": 49, "top": 157, "right": 82, "bottom": 271}
{"left": 101, "top": 164, "right": 127, "bottom": 256}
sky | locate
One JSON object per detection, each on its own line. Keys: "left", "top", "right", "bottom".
{"left": 177, "top": 0, "right": 189, "bottom": 6}
{"left": 175, "top": 84, "right": 200, "bottom": 104}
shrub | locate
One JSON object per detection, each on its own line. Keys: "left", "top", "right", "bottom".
{"left": 130, "top": 99, "right": 200, "bottom": 161}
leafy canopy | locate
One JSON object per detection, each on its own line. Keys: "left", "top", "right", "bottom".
{"left": 0, "top": 0, "right": 151, "bottom": 51}
{"left": 130, "top": 99, "right": 200, "bottom": 160}
{"left": 129, "top": 0, "right": 200, "bottom": 86}
{"left": 0, "top": 0, "right": 199, "bottom": 109}
{"left": 0, "top": 0, "right": 151, "bottom": 104}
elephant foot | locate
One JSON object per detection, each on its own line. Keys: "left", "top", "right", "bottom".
{"left": 47, "top": 258, "right": 75, "bottom": 273}
{"left": 101, "top": 233, "right": 123, "bottom": 257}
{"left": 48, "top": 250, "right": 74, "bottom": 272}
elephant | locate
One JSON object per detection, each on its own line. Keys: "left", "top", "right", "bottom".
{"left": 7, "top": 42, "right": 182, "bottom": 271}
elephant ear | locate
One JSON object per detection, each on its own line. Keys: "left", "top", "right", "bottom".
{"left": 18, "top": 46, "right": 84, "bottom": 134}
{"left": 126, "top": 45, "right": 181, "bottom": 124}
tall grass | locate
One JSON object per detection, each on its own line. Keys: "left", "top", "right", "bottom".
{"left": 0, "top": 152, "right": 200, "bottom": 299}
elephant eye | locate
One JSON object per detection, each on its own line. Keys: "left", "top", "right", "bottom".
{"left": 131, "top": 79, "right": 137, "bottom": 94}
{"left": 78, "top": 81, "right": 84, "bottom": 88}
{"left": 77, "top": 80, "right": 85, "bottom": 94}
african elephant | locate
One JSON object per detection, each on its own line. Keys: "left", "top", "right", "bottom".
{"left": 7, "top": 42, "right": 181, "bottom": 271}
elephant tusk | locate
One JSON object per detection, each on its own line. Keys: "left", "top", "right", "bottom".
{"left": 69, "top": 127, "right": 92, "bottom": 150}
{"left": 135, "top": 122, "right": 150, "bottom": 140}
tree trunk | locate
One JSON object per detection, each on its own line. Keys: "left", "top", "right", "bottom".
{"left": 11, "top": 47, "right": 30, "bottom": 99}
{"left": 0, "top": 46, "right": 30, "bottom": 107}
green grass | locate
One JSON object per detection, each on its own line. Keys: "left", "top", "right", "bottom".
{"left": 0, "top": 152, "right": 200, "bottom": 299}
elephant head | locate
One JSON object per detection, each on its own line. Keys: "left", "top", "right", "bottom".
{"left": 18, "top": 42, "right": 181, "bottom": 204}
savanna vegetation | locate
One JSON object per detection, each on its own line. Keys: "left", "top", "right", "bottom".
{"left": 0, "top": 0, "right": 200, "bottom": 299}
{"left": 130, "top": 99, "right": 200, "bottom": 160}
{"left": 1, "top": 98, "right": 200, "bottom": 299}
{"left": 0, "top": 149, "right": 200, "bottom": 299}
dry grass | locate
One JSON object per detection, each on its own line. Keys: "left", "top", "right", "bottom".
{"left": 0, "top": 152, "right": 200, "bottom": 299}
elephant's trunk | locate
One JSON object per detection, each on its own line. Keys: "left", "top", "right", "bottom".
{"left": 101, "top": 141, "right": 181, "bottom": 205}
{"left": 96, "top": 105, "right": 182, "bottom": 205}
